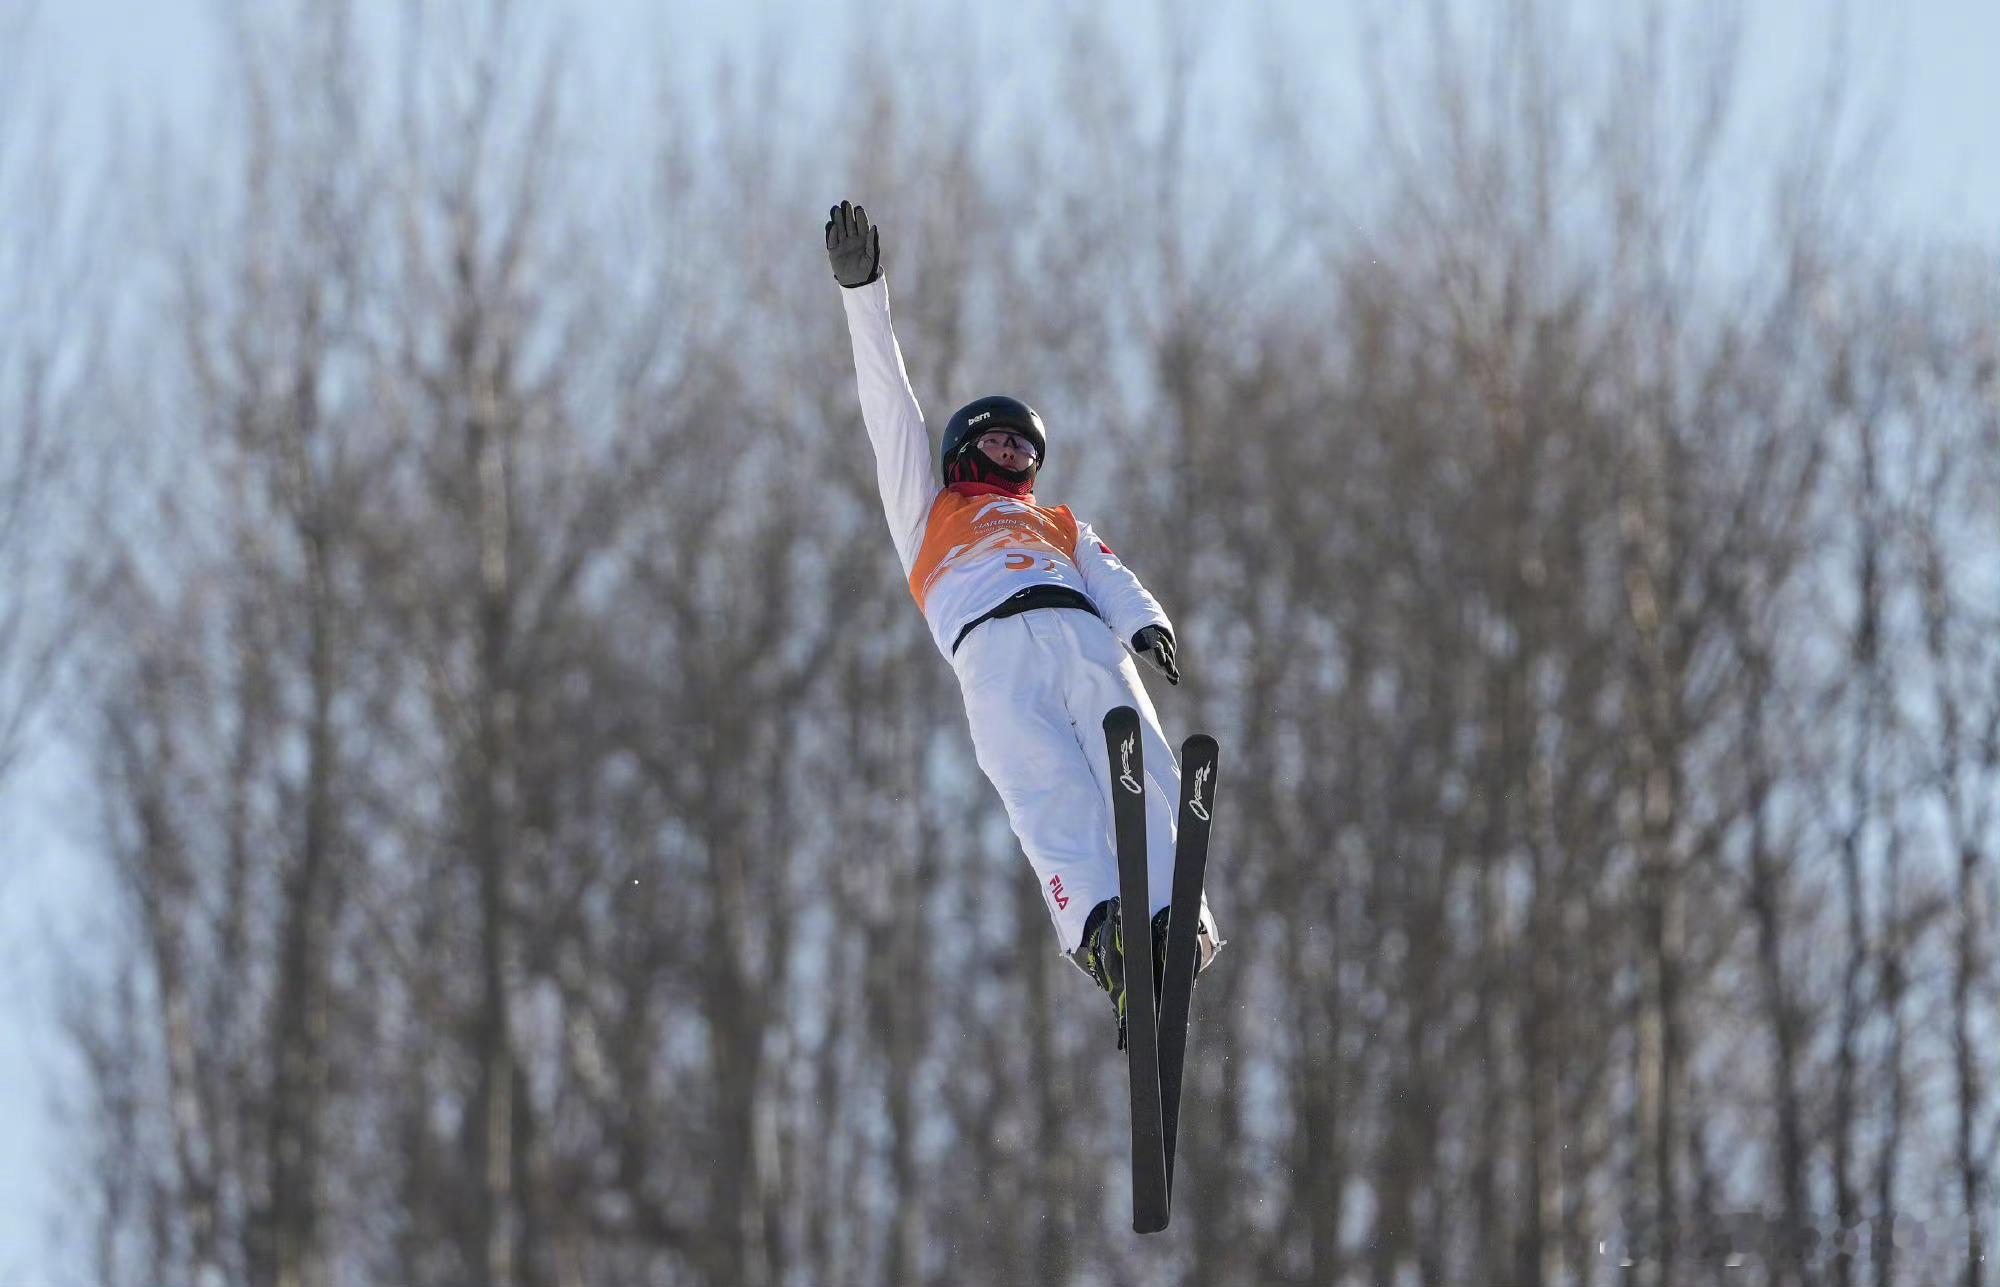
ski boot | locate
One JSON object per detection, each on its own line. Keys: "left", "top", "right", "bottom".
{"left": 1075, "top": 899, "right": 1222, "bottom": 1050}
{"left": 1150, "top": 903, "right": 1221, "bottom": 991}
{"left": 1075, "top": 898, "right": 1131, "bottom": 1049}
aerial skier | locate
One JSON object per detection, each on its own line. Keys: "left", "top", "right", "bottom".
{"left": 826, "top": 199, "right": 1219, "bottom": 1048}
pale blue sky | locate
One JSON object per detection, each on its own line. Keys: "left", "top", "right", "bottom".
{"left": 3, "top": 0, "right": 1997, "bottom": 1280}
{"left": 25, "top": 0, "right": 2000, "bottom": 237}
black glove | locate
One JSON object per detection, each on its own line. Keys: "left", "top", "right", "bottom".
{"left": 825, "top": 200, "right": 882, "bottom": 288}
{"left": 1133, "top": 625, "right": 1179, "bottom": 686}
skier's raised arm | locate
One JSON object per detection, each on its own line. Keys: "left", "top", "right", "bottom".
{"left": 1073, "top": 523, "right": 1181, "bottom": 685}
{"left": 820, "top": 191, "right": 1217, "bottom": 1090}
{"left": 827, "top": 200, "right": 935, "bottom": 573}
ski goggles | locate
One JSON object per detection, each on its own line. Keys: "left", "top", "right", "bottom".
{"left": 975, "top": 430, "right": 1041, "bottom": 462}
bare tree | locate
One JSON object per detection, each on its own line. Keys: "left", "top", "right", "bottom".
{"left": 51, "top": 3, "right": 2000, "bottom": 1286}
{"left": 1902, "top": 261, "right": 2000, "bottom": 1287}
{"left": 0, "top": 0, "right": 103, "bottom": 790}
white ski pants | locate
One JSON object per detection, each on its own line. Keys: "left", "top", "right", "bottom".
{"left": 952, "top": 607, "right": 1215, "bottom": 954}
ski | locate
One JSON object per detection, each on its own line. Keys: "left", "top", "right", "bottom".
{"left": 1104, "top": 705, "right": 1169, "bottom": 1234}
{"left": 1158, "top": 734, "right": 1218, "bottom": 1200}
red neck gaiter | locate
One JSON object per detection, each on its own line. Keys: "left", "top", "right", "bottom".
{"left": 947, "top": 479, "right": 1035, "bottom": 499}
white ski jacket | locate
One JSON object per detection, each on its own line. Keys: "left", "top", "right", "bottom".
{"left": 839, "top": 277, "right": 1174, "bottom": 661}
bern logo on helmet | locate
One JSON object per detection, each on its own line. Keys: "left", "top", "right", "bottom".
{"left": 968, "top": 411, "right": 991, "bottom": 426}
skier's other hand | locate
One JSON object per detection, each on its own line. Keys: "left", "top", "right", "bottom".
{"left": 1134, "top": 626, "right": 1179, "bottom": 686}
{"left": 825, "top": 199, "right": 882, "bottom": 288}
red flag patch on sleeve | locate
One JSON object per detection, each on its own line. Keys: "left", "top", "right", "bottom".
{"left": 1098, "top": 541, "right": 1114, "bottom": 555}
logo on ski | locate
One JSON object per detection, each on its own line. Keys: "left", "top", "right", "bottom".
{"left": 1118, "top": 733, "right": 1143, "bottom": 795}
{"left": 1190, "top": 763, "right": 1212, "bottom": 821}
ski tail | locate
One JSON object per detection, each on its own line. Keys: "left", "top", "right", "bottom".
{"left": 1104, "top": 705, "right": 1169, "bottom": 1234}
{"left": 1159, "top": 733, "right": 1218, "bottom": 1199}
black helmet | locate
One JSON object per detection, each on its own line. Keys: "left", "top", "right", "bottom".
{"left": 940, "top": 395, "right": 1047, "bottom": 477}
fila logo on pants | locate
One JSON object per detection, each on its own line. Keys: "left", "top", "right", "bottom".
{"left": 1049, "top": 873, "right": 1070, "bottom": 910}
{"left": 1117, "top": 733, "right": 1143, "bottom": 795}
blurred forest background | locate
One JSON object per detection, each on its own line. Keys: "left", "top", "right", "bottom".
{"left": 3, "top": 0, "right": 1998, "bottom": 1284}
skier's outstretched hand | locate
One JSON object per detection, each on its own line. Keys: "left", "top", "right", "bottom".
{"left": 825, "top": 200, "right": 882, "bottom": 288}
{"left": 1134, "top": 626, "right": 1180, "bottom": 686}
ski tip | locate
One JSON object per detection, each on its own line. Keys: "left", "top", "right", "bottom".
{"left": 1103, "top": 704, "right": 1139, "bottom": 732}
{"left": 1134, "top": 1208, "right": 1171, "bottom": 1235}
{"left": 1182, "top": 733, "right": 1218, "bottom": 758}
